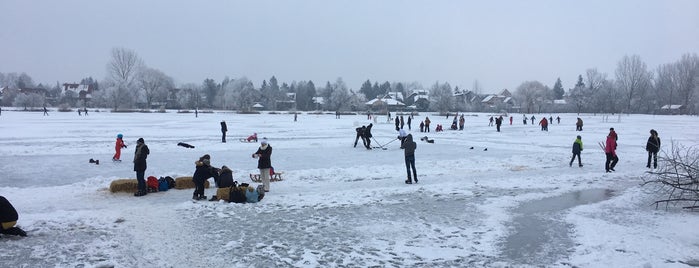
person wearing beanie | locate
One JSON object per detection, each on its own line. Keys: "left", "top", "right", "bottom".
{"left": 133, "top": 138, "right": 149, "bottom": 196}
{"left": 113, "top": 133, "right": 127, "bottom": 162}
{"left": 570, "top": 135, "right": 583, "bottom": 167}
{"left": 403, "top": 134, "right": 418, "bottom": 184}
{"left": 252, "top": 139, "right": 273, "bottom": 192}
{"left": 645, "top": 129, "right": 661, "bottom": 168}
{"left": 192, "top": 154, "right": 218, "bottom": 200}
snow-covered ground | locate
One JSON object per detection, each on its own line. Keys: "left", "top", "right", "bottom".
{"left": 0, "top": 110, "right": 698, "bottom": 267}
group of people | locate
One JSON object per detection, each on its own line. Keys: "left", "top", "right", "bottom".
{"left": 568, "top": 127, "right": 661, "bottom": 173}
{"left": 117, "top": 133, "right": 273, "bottom": 198}
{"left": 354, "top": 123, "right": 374, "bottom": 149}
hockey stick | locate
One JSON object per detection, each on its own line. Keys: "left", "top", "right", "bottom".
{"left": 371, "top": 137, "right": 388, "bottom": 150}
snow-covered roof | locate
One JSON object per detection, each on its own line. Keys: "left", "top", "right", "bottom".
{"left": 661, "top": 104, "right": 683, "bottom": 109}
{"left": 312, "top": 97, "right": 324, "bottom": 104}
{"left": 553, "top": 99, "right": 567, "bottom": 104}
{"left": 503, "top": 97, "right": 512, "bottom": 103}
{"left": 481, "top": 95, "right": 494, "bottom": 103}
{"left": 365, "top": 98, "right": 405, "bottom": 106}
{"left": 252, "top": 103, "right": 264, "bottom": 108}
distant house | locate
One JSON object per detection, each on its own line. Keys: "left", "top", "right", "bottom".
{"left": 62, "top": 83, "right": 94, "bottom": 103}
{"left": 365, "top": 93, "right": 405, "bottom": 111}
{"left": 311, "top": 97, "right": 324, "bottom": 110}
{"left": 660, "top": 104, "right": 686, "bottom": 115}
{"left": 481, "top": 89, "right": 515, "bottom": 112}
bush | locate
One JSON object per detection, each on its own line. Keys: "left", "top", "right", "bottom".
{"left": 642, "top": 141, "right": 699, "bottom": 210}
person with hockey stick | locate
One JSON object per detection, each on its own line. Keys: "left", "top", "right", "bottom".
{"left": 354, "top": 126, "right": 367, "bottom": 148}
{"left": 363, "top": 123, "right": 373, "bottom": 149}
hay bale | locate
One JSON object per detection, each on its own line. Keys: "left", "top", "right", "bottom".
{"left": 109, "top": 179, "right": 138, "bottom": 193}
{"left": 216, "top": 187, "right": 230, "bottom": 202}
{"left": 174, "top": 176, "right": 210, "bottom": 189}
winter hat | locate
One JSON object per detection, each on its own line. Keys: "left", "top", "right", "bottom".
{"left": 117, "top": 133, "right": 123, "bottom": 138}
{"left": 577, "top": 135, "right": 581, "bottom": 139}
{"left": 202, "top": 154, "right": 211, "bottom": 160}
{"left": 137, "top": 138, "right": 144, "bottom": 144}
{"left": 260, "top": 139, "right": 268, "bottom": 145}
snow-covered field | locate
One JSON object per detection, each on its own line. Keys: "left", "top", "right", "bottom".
{"left": 0, "top": 110, "right": 698, "bottom": 267}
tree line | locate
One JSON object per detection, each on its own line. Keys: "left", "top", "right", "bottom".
{"left": 1, "top": 47, "right": 697, "bottom": 114}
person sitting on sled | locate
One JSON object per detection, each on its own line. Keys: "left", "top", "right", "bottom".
{"left": 246, "top": 133, "right": 258, "bottom": 142}
{"left": 0, "top": 196, "right": 27, "bottom": 237}
{"left": 113, "top": 133, "right": 127, "bottom": 161}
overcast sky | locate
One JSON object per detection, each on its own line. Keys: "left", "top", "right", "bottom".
{"left": 1, "top": 0, "right": 698, "bottom": 93}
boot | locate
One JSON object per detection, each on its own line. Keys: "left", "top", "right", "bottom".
{"left": 209, "top": 195, "right": 218, "bottom": 201}
{"left": 405, "top": 177, "right": 412, "bottom": 184}
{"left": 192, "top": 193, "right": 199, "bottom": 200}
{"left": 134, "top": 190, "right": 146, "bottom": 197}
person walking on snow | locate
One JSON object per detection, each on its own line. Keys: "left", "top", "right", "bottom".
{"left": 407, "top": 116, "right": 412, "bottom": 130}
{"left": 400, "top": 115, "right": 405, "bottom": 129}
{"left": 395, "top": 116, "right": 400, "bottom": 131}
{"left": 113, "top": 133, "right": 127, "bottom": 161}
{"left": 43, "top": 106, "right": 49, "bottom": 116}
{"left": 604, "top": 134, "right": 618, "bottom": 173}
{"left": 252, "top": 139, "right": 273, "bottom": 192}
{"left": 220, "top": 120, "right": 228, "bottom": 143}
{"left": 509, "top": 116, "right": 513, "bottom": 125}
{"left": 645, "top": 129, "right": 661, "bottom": 168}
{"left": 403, "top": 134, "right": 418, "bottom": 184}
{"left": 133, "top": 138, "right": 150, "bottom": 196}
{"left": 569, "top": 135, "right": 583, "bottom": 167}
{"left": 539, "top": 117, "right": 548, "bottom": 131}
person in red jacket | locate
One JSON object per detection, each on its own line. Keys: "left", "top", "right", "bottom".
{"left": 604, "top": 134, "right": 619, "bottom": 173}
{"left": 113, "top": 133, "right": 127, "bottom": 162}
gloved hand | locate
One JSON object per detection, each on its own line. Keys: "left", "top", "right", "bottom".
{"left": 122, "top": 145, "right": 127, "bottom": 148}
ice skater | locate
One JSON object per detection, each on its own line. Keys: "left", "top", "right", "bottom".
{"left": 569, "top": 135, "right": 583, "bottom": 167}
{"left": 113, "top": 133, "right": 127, "bottom": 161}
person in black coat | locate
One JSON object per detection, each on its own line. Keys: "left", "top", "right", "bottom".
{"left": 192, "top": 154, "right": 218, "bottom": 200}
{"left": 407, "top": 116, "right": 412, "bottom": 130}
{"left": 354, "top": 126, "right": 366, "bottom": 148}
{"left": 220, "top": 120, "right": 228, "bottom": 143}
{"left": 216, "top": 165, "right": 235, "bottom": 188}
{"left": 395, "top": 116, "right": 400, "bottom": 131}
{"left": 133, "top": 138, "right": 150, "bottom": 197}
{"left": 403, "top": 134, "right": 418, "bottom": 184}
{"left": 253, "top": 139, "right": 273, "bottom": 192}
{"left": 646, "top": 129, "right": 661, "bottom": 168}
{"left": 0, "top": 196, "right": 27, "bottom": 237}
{"left": 363, "top": 123, "right": 373, "bottom": 149}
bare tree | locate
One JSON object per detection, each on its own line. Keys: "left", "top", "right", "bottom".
{"left": 642, "top": 141, "right": 699, "bottom": 210}
{"left": 674, "top": 53, "right": 699, "bottom": 114}
{"left": 615, "top": 55, "right": 653, "bottom": 113}
{"left": 137, "top": 67, "right": 174, "bottom": 108}
{"left": 515, "top": 81, "right": 548, "bottom": 114}
{"left": 105, "top": 47, "right": 143, "bottom": 111}
{"left": 654, "top": 63, "right": 679, "bottom": 109}
{"left": 12, "top": 93, "right": 45, "bottom": 110}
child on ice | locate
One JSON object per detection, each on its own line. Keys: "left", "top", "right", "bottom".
{"left": 113, "top": 134, "right": 127, "bottom": 161}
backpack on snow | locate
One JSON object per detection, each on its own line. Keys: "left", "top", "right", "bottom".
{"left": 228, "top": 183, "right": 248, "bottom": 203}
{"left": 146, "top": 176, "right": 159, "bottom": 192}
{"left": 158, "top": 177, "right": 169, "bottom": 192}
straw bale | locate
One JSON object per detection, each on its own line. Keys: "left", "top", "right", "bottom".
{"left": 174, "top": 176, "right": 210, "bottom": 189}
{"left": 109, "top": 179, "right": 138, "bottom": 193}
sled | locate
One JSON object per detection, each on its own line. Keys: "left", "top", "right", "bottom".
{"left": 250, "top": 172, "right": 284, "bottom": 182}
{"left": 239, "top": 138, "right": 258, "bottom": 143}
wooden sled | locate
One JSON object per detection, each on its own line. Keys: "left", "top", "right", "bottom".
{"left": 250, "top": 172, "right": 284, "bottom": 182}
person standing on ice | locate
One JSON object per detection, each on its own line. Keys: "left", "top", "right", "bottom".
{"left": 220, "top": 120, "right": 228, "bottom": 143}
{"left": 192, "top": 154, "right": 218, "bottom": 200}
{"left": 403, "top": 134, "right": 418, "bottom": 184}
{"left": 113, "top": 133, "right": 127, "bottom": 161}
{"left": 252, "top": 139, "right": 273, "bottom": 192}
{"left": 645, "top": 129, "right": 661, "bottom": 169}
{"left": 133, "top": 138, "right": 150, "bottom": 196}
{"left": 569, "top": 135, "right": 583, "bottom": 167}
{"left": 407, "top": 115, "right": 412, "bottom": 130}
{"left": 394, "top": 116, "right": 400, "bottom": 131}
{"left": 424, "top": 117, "right": 431, "bottom": 132}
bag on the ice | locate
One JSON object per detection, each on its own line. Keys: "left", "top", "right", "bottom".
{"left": 158, "top": 177, "right": 169, "bottom": 192}
{"left": 146, "top": 176, "right": 159, "bottom": 192}
{"left": 164, "top": 176, "right": 176, "bottom": 189}
{"left": 228, "top": 184, "right": 248, "bottom": 204}
{"left": 245, "top": 186, "right": 260, "bottom": 203}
